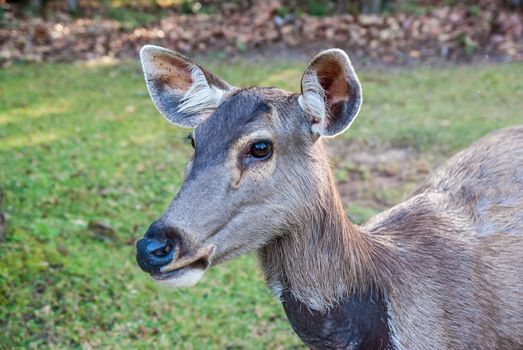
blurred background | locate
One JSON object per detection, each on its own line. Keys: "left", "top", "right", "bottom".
{"left": 1, "top": 0, "right": 523, "bottom": 65}
{"left": 1, "top": 0, "right": 522, "bottom": 348}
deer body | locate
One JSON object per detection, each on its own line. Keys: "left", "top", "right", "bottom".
{"left": 135, "top": 46, "right": 523, "bottom": 349}
{"left": 260, "top": 127, "right": 523, "bottom": 349}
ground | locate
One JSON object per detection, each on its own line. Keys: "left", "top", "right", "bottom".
{"left": 0, "top": 59, "right": 522, "bottom": 349}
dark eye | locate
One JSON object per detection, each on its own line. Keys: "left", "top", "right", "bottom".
{"left": 187, "top": 134, "right": 195, "bottom": 149}
{"left": 249, "top": 141, "right": 272, "bottom": 159}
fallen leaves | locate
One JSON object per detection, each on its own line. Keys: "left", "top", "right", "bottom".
{"left": 0, "top": 3, "right": 522, "bottom": 65}
{"left": 88, "top": 220, "right": 117, "bottom": 241}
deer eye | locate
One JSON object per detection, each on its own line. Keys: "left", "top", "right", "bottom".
{"left": 249, "top": 141, "right": 272, "bottom": 159}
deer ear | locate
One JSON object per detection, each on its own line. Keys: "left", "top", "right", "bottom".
{"left": 299, "top": 49, "right": 362, "bottom": 137}
{"left": 140, "top": 45, "right": 234, "bottom": 128}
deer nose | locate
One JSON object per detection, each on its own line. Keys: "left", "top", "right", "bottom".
{"left": 136, "top": 221, "right": 177, "bottom": 274}
{"left": 136, "top": 238, "right": 175, "bottom": 274}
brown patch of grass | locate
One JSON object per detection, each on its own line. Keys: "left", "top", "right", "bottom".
{"left": 327, "top": 138, "right": 443, "bottom": 212}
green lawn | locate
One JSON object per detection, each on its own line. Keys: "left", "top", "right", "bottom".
{"left": 1, "top": 59, "right": 522, "bottom": 349}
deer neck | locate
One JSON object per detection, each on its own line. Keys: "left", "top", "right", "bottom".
{"left": 258, "top": 157, "right": 392, "bottom": 309}
{"left": 257, "top": 152, "right": 397, "bottom": 349}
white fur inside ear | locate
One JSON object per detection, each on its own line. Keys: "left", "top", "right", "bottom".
{"left": 299, "top": 71, "right": 326, "bottom": 134}
{"left": 177, "top": 66, "right": 225, "bottom": 116}
{"left": 155, "top": 268, "right": 206, "bottom": 288}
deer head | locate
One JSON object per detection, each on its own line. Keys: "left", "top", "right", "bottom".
{"left": 135, "top": 45, "right": 362, "bottom": 288}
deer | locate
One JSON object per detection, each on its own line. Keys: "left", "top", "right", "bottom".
{"left": 135, "top": 45, "right": 523, "bottom": 349}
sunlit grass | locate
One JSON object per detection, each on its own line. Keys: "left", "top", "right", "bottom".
{"left": 0, "top": 130, "right": 64, "bottom": 150}
{"left": 259, "top": 68, "right": 303, "bottom": 87}
{"left": 0, "top": 59, "right": 522, "bottom": 348}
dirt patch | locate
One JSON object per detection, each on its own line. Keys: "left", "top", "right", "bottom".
{"left": 326, "top": 138, "right": 442, "bottom": 211}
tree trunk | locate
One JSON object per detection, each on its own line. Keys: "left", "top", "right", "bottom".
{"left": 67, "top": 0, "right": 78, "bottom": 14}
{"left": 359, "top": 0, "right": 393, "bottom": 14}
{"left": 30, "top": 0, "right": 49, "bottom": 18}
{"left": 370, "top": 0, "right": 381, "bottom": 13}
{"left": 30, "top": 0, "right": 42, "bottom": 10}
{"left": 335, "top": 0, "right": 348, "bottom": 14}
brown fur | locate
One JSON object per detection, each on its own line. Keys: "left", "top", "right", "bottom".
{"left": 138, "top": 46, "right": 523, "bottom": 349}
{"left": 260, "top": 127, "right": 523, "bottom": 349}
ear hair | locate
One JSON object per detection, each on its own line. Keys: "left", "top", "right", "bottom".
{"left": 299, "top": 49, "right": 362, "bottom": 138}
{"left": 140, "top": 45, "right": 233, "bottom": 128}
{"left": 177, "top": 65, "right": 226, "bottom": 117}
{"left": 298, "top": 71, "right": 326, "bottom": 127}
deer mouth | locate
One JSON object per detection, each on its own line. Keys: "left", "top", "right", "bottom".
{"left": 151, "top": 267, "right": 186, "bottom": 281}
{"left": 151, "top": 244, "right": 216, "bottom": 287}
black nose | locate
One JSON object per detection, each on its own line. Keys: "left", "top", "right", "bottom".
{"left": 136, "top": 221, "right": 177, "bottom": 274}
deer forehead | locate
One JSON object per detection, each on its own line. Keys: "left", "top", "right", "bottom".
{"left": 193, "top": 89, "right": 292, "bottom": 153}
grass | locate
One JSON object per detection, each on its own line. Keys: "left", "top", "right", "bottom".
{"left": 0, "top": 58, "right": 522, "bottom": 349}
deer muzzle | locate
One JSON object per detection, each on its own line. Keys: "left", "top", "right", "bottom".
{"left": 135, "top": 220, "right": 216, "bottom": 288}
